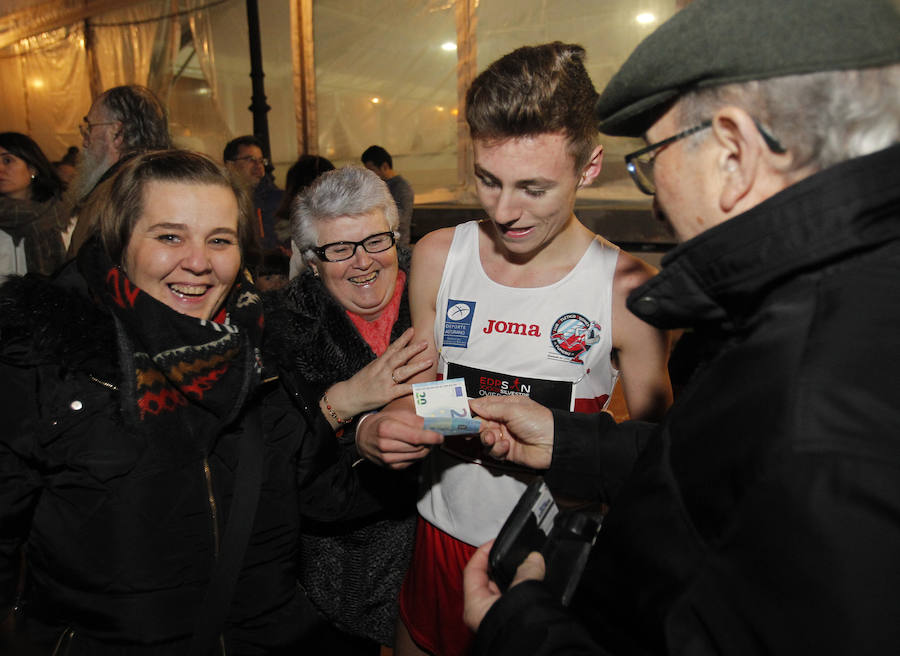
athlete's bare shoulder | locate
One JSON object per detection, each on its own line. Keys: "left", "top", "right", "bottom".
{"left": 412, "top": 226, "right": 457, "bottom": 277}
{"left": 410, "top": 225, "right": 459, "bottom": 313}
{"left": 612, "top": 248, "right": 658, "bottom": 298}
{"left": 413, "top": 225, "right": 456, "bottom": 261}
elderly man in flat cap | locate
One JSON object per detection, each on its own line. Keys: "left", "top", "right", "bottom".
{"left": 462, "top": 0, "right": 900, "bottom": 654}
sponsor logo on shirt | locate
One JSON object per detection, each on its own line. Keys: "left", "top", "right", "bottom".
{"left": 482, "top": 319, "right": 542, "bottom": 337}
{"left": 446, "top": 362, "right": 573, "bottom": 410}
{"left": 443, "top": 299, "right": 476, "bottom": 348}
{"left": 549, "top": 313, "right": 603, "bottom": 365}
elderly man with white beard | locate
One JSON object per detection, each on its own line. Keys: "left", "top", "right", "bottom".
{"left": 66, "top": 85, "right": 170, "bottom": 256}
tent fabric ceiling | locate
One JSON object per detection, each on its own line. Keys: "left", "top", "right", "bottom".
{"left": 0, "top": 0, "right": 140, "bottom": 49}
{"left": 2, "top": 0, "right": 681, "bottom": 202}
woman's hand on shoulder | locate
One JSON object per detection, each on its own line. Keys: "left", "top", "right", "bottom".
{"left": 324, "top": 327, "right": 432, "bottom": 420}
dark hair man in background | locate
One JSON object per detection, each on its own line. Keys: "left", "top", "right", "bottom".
{"left": 462, "top": 1, "right": 900, "bottom": 655}
{"left": 225, "top": 135, "right": 284, "bottom": 253}
{"left": 67, "top": 85, "right": 170, "bottom": 256}
{"left": 361, "top": 145, "right": 414, "bottom": 247}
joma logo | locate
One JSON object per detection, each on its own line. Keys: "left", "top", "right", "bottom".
{"left": 483, "top": 319, "right": 541, "bottom": 337}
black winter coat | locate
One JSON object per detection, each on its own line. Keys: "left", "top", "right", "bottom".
{"left": 475, "top": 145, "right": 900, "bottom": 655}
{"left": 0, "top": 264, "right": 367, "bottom": 653}
{"left": 262, "top": 250, "right": 417, "bottom": 645}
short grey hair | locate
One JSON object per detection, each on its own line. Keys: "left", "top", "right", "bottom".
{"left": 677, "top": 63, "right": 900, "bottom": 173}
{"left": 291, "top": 166, "right": 400, "bottom": 262}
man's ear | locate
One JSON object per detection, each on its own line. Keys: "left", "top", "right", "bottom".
{"left": 111, "top": 121, "right": 125, "bottom": 153}
{"left": 578, "top": 144, "right": 604, "bottom": 188}
{"left": 710, "top": 107, "right": 769, "bottom": 214}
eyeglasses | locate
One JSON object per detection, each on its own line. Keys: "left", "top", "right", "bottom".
{"left": 78, "top": 117, "right": 117, "bottom": 139}
{"left": 230, "top": 155, "right": 269, "bottom": 167}
{"left": 624, "top": 119, "right": 787, "bottom": 195}
{"left": 624, "top": 121, "right": 712, "bottom": 195}
{"left": 313, "top": 231, "right": 397, "bottom": 262}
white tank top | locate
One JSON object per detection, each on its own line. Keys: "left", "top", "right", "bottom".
{"left": 419, "top": 220, "right": 620, "bottom": 546}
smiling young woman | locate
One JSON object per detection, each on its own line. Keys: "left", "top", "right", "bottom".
{"left": 0, "top": 149, "right": 377, "bottom": 653}
{"left": 121, "top": 180, "right": 242, "bottom": 320}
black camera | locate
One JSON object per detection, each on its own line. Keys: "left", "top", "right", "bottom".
{"left": 489, "top": 477, "right": 602, "bottom": 606}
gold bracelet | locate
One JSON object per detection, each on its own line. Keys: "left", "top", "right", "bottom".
{"left": 322, "top": 391, "right": 353, "bottom": 425}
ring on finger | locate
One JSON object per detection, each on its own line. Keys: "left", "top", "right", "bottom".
{"left": 391, "top": 370, "right": 399, "bottom": 384}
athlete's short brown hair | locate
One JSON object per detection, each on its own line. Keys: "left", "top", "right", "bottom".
{"left": 465, "top": 42, "right": 599, "bottom": 171}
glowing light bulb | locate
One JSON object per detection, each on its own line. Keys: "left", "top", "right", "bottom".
{"left": 636, "top": 12, "right": 656, "bottom": 24}
{"left": 441, "top": 42, "right": 457, "bottom": 52}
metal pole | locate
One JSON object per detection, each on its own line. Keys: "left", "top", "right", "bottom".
{"left": 290, "top": 0, "right": 316, "bottom": 156}
{"left": 455, "top": 0, "right": 477, "bottom": 190}
{"left": 245, "top": 0, "right": 272, "bottom": 164}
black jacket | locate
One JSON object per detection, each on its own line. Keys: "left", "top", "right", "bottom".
{"left": 0, "top": 263, "right": 368, "bottom": 653}
{"left": 262, "top": 250, "right": 417, "bottom": 645}
{"left": 476, "top": 145, "right": 900, "bottom": 656}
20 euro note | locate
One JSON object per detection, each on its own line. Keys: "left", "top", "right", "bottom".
{"left": 412, "top": 378, "right": 482, "bottom": 436}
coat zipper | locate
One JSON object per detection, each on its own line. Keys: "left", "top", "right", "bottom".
{"left": 51, "top": 627, "right": 75, "bottom": 655}
{"left": 88, "top": 374, "right": 117, "bottom": 391}
{"left": 202, "top": 458, "right": 220, "bottom": 559}
{"left": 86, "top": 376, "right": 225, "bottom": 652}
{"left": 202, "top": 457, "right": 227, "bottom": 654}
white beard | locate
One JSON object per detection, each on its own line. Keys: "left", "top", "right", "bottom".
{"left": 65, "top": 147, "right": 116, "bottom": 206}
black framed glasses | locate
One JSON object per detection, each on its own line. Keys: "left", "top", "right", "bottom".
{"left": 229, "top": 155, "right": 269, "bottom": 167}
{"left": 624, "top": 119, "right": 786, "bottom": 195}
{"left": 625, "top": 121, "right": 712, "bottom": 195}
{"left": 313, "top": 231, "right": 397, "bottom": 262}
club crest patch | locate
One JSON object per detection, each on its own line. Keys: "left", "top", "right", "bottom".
{"left": 549, "top": 313, "right": 603, "bottom": 365}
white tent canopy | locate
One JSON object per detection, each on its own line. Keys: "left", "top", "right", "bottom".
{"left": 1, "top": 0, "right": 680, "bottom": 205}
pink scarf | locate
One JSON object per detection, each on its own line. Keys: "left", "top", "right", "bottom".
{"left": 346, "top": 269, "right": 406, "bottom": 356}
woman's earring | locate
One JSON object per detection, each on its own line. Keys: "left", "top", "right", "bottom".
{"left": 311, "top": 265, "right": 320, "bottom": 278}
{"left": 30, "top": 174, "right": 36, "bottom": 180}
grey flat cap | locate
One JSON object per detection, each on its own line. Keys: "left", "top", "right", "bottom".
{"left": 596, "top": 0, "right": 900, "bottom": 137}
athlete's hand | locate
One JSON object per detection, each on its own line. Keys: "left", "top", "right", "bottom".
{"left": 355, "top": 405, "right": 443, "bottom": 469}
{"left": 468, "top": 396, "right": 554, "bottom": 470}
{"left": 463, "top": 539, "right": 546, "bottom": 632}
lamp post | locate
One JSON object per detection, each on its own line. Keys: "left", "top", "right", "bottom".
{"left": 245, "top": 0, "right": 272, "bottom": 167}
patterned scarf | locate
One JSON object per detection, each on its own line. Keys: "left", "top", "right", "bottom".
{"left": 79, "top": 238, "right": 264, "bottom": 437}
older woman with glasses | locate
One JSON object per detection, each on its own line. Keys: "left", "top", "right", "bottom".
{"left": 264, "top": 166, "right": 427, "bottom": 654}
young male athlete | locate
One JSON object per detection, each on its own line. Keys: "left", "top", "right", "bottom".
{"left": 356, "top": 42, "right": 672, "bottom": 656}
